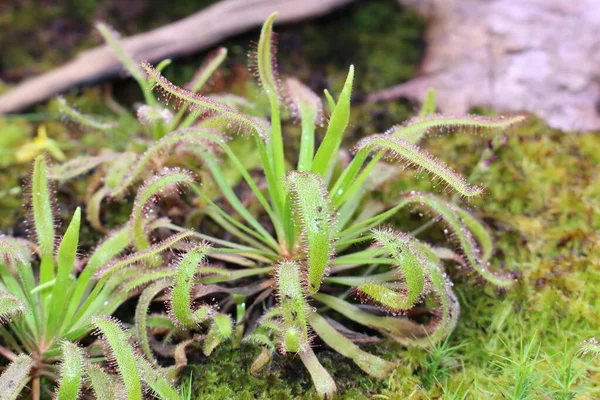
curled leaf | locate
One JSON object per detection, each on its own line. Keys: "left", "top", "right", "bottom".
{"left": 355, "top": 229, "right": 426, "bottom": 312}
{"left": 254, "top": 12, "right": 280, "bottom": 103}
{"left": 142, "top": 61, "right": 269, "bottom": 140}
{"left": 130, "top": 167, "right": 195, "bottom": 251}
{"left": 135, "top": 280, "right": 171, "bottom": 359}
{"left": 112, "top": 129, "right": 218, "bottom": 197}
{"left": 406, "top": 192, "right": 514, "bottom": 287}
{"left": 169, "top": 244, "right": 214, "bottom": 327}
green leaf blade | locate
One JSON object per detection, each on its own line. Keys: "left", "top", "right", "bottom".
{"left": 56, "top": 341, "right": 84, "bottom": 400}
{"left": 169, "top": 244, "right": 213, "bottom": 327}
{"left": 48, "top": 207, "right": 81, "bottom": 337}
{"left": 285, "top": 172, "right": 336, "bottom": 293}
{"left": 92, "top": 316, "right": 142, "bottom": 400}
{"left": 312, "top": 65, "right": 354, "bottom": 177}
{"left": 355, "top": 134, "right": 484, "bottom": 197}
{"left": 0, "top": 354, "right": 34, "bottom": 400}
{"left": 276, "top": 261, "right": 310, "bottom": 353}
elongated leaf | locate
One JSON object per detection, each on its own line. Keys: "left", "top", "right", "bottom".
{"left": 56, "top": 97, "right": 118, "bottom": 131}
{"left": 393, "top": 114, "right": 527, "bottom": 145}
{"left": 0, "top": 292, "right": 26, "bottom": 324}
{"left": 50, "top": 153, "right": 116, "bottom": 181}
{"left": 355, "top": 135, "right": 483, "bottom": 197}
{"left": 412, "top": 242, "right": 460, "bottom": 342}
{"left": 285, "top": 78, "right": 323, "bottom": 172}
{"left": 95, "top": 230, "right": 193, "bottom": 279}
{"left": 285, "top": 172, "right": 336, "bottom": 293}
{"left": 356, "top": 229, "right": 426, "bottom": 312}
{"left": 87, "top": 364, "right": 126, "bottom": 400}
{"left": 323, "top": 89, "right": 336, "bottom": 112}
{"left": 309, "top": 313, "right": 396, "bottom": 379}
{"left": 111, "top": 128, "right": 221, "bottom": 197}
{"left": 47, "top": 207, "right": 81, "bottom": 337}
{"left": 255, "top": 12, "right": 280, "bottom": 104}
{"left": 31, "top": 156, "right": 56, "bottom": 284}
{"left": 104, "top": 152, "right": 138, "bottom": 190}
{"left": 130, "top": 168, "right": 195, "bottom": 251}
{"left": 92, "top": 316, "right": 142, "bottom": 400}
{"left": 0, "top": 354, "right": 33, "bottom": 400}
{"left": 312, "top": 293, "right": 427, "bottom": 345}
{"left": 56, "top": 341, "right": 84, "bottom": 400}
{"left": 405, "top": 192, "right": 514, "bottom": 286}
{"left": 63, "top": 226, "right": 131, "bottom": 332}
{"left": 276, "top": 261, "right": 310, "bottom": 353}
{"left": 299, "top": 348, "right": 336, "bottom": 398}
{"left": 454, "top": 207, "right": 493, "bottom": 262}
{"left": 96, "top": 23, "right": 146, "bottom": 86}
{"left": 169, "top": 244, "right": 213, "bottom": 327}
{"left": 135, "top": 280, "right": 171, "bottom": 358}
{"left": 312, "top": 66, "right": 354, "bottom": 177}
{"left": 137, "top": 358, "right": 180, "bottom": 399}
{"left": 142, "top": 61, "right": 269, "bottom": 140}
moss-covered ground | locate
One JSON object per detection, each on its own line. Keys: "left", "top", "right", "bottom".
{"left": 0, "top": 0, "right": 598, "bottom": 398}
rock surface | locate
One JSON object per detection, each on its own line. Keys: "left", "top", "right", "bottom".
{"left": 369, "top": 0, "right": 600, "bottom": 131}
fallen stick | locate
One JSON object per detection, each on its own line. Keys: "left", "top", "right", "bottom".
{"left": 0, "top": 0, "right": 355, "bottom": 113}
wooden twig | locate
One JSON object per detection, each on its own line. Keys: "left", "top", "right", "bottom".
{"left": 0, "top": 0, "right": 355, "bottom": 113}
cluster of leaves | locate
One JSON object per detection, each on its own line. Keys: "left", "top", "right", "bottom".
{"left": 0, "top": 156, "right": 182, "bottom": 398}
{"left": 1, "top": 13, "right": 531, "bottom": 399}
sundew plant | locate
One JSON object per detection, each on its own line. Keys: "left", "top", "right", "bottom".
{"left": 0, "top": 156, "right": 180, "bottom": 399}
{"left": 51, "top": 22, "right": 231, "bottom": 233}
{"left": 129, "top": 14, "right": 525, "bottom": 397}
{"left": 50, "top": 13, "right": 526, "bottom": 398}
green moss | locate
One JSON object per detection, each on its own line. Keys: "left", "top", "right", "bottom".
{"left": 185, "top": 344, "right": 383, "bottom": 399}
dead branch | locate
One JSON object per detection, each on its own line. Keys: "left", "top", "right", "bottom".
{"left": 0, "top": 0, "right": 355, "bottom": 113}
